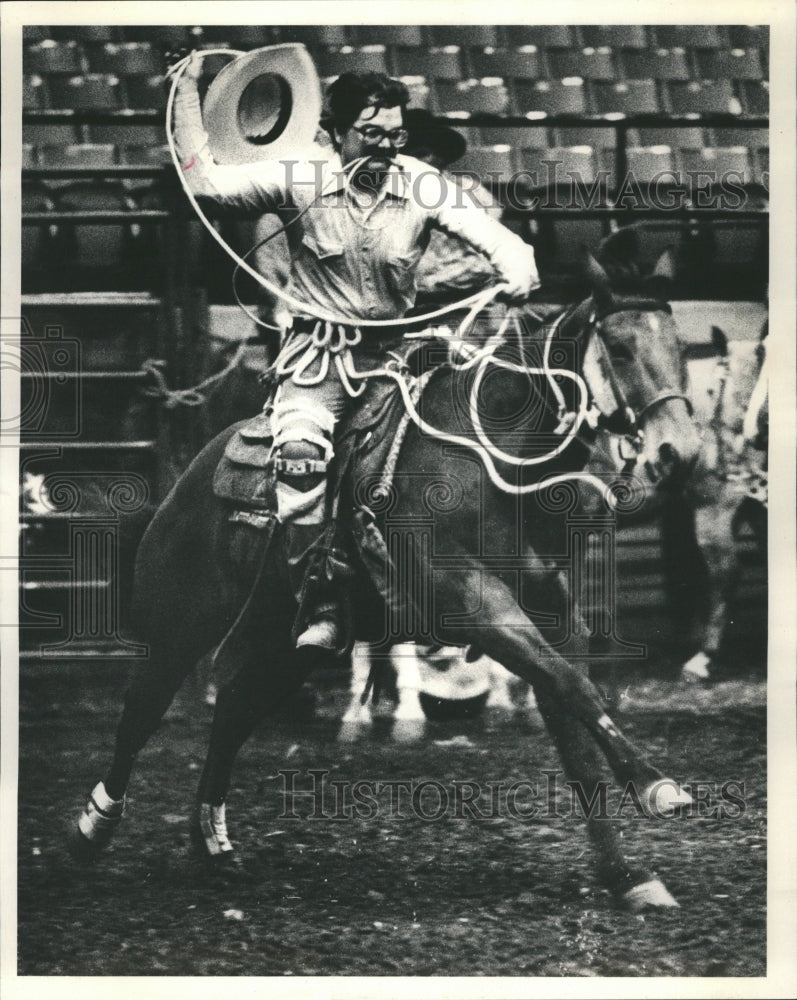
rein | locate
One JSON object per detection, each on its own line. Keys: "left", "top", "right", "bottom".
{"left": 574, "top": 300, "right": 693, "bottom": 471}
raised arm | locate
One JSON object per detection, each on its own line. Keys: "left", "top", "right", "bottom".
{"left": 172, "top": 54, "right": 288, "bottom": 213}
{"left": 424, "top": 171, "right": 541, "bottom": 302}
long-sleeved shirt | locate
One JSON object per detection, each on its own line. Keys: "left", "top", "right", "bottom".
{"left": 174, "top": 76, "right": 540, "bottom": 323}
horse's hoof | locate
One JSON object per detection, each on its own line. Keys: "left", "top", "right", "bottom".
{"left": 642, "top": 779, "right": 693, "bottom": 817}
{"left": 623, "top": 878, "right": 679, "bottom": 911}
{"left": 70, "top": 781, "right": 125, "bottom": 861}
{"left": 191, "top": 802, "right": 235, "bottom": 867}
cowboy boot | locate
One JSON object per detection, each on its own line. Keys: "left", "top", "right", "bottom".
{"left": 282, "top": 520, "right": 342, "bottom": 652}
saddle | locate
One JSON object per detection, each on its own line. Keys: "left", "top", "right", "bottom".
{"left": 212, "top": 368, "right": 411, "bottom": 517}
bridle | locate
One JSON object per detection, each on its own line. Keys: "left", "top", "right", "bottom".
{"left": 574, "top": 299, "right": 694, "bottom": 469}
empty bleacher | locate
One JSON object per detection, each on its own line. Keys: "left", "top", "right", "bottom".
{"left": 21, "top": 22, "right": 769, "bottom": 296}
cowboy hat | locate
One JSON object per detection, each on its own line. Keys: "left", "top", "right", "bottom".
{"left": 202, "top": 43, "right": 322, "bottom": 164}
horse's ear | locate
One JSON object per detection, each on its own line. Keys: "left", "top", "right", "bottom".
{"left": 582, "top": 249, "right": 613, "bottom": 311}
{"left": 598, "top": 225, "right": 639, "bottom": 265}
{"left": 644, "top": 248, "right": 675, "bottom": 300}
{"left": 652, "top": 248, "right": 676, "bottom": 281}
{"left": 711, "top": 325, "right": 729, "bottom": 357}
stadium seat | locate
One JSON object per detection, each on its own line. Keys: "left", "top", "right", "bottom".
{"left": 435, "top": 78, "right": 510, "bottom": 116}
{"left": 24, "top": 74, "right": 47, "bottom": 109}
{"left": 47, "top": 73, "right": 123, "bottom": 110}
{"left": 118, "top": 144, "right": 172, "bottom": 166}
{"left": 87, "top": 42, "right": 165, "bottom": 76}
{"left": 22, "top": 144, "right": 38, "bottom": 168}
{"left": 394, "top": 46, "right": 464, "bottom": 80}
{"left": 622, "top": 48, "right": 691, "bottom": 81}
{"left": 55, "top": 181, "right": 141, "bottom": 284}
{"left": 87, "top": 122, "right": 166, "bottom": 147}
{"left": 21, "top": 183, "right": 63, "bottom": 283}
{"left": 521, "top": 145, "right": 598, "bottom": 184}
{"left": 516, "top": 79, "right": 587, "bottom": 117}
{"left": 554, "top": 126, "right": 616, "bottom": 149}
{"left": 581, "top": 25, "right": 649, "bottom": 49}
{"left": 633, "top": 126, "right": 706, "bottom": 149}
{"left": 728, "top": 25, "right": 769, "bottom": 53}
{"left": 280, "top": 25, "right": 355, "bottom": 46}
{"left": 696, "top": 49, "right": 765, "bottom": 81}
{"left": 592, "top": 79, "right": 660, "bottom": 116}
{"left": 25, "top": 39, "right": 84, "bottom": 75}
{"left": 679, "top": 147, "right": 753, "bottom": 183}
{"left": 357, "top": 25, "right": 424, "bottom": 46}
{"left": 531, "top": 201, "right": 609, "bottom": 273}
{"left": 470, "top": 46, "right": 542, "bottom": 81}
{"left": 548, "top": 47, "right": 617, "bottom": 80}
{"left": 453, "top": 145, "right": 515, "bottom": 181}
{"left": 740, "top": 81, "right": 769, "bottom": 115}
{"left": 666, "top": 80, "right": 742, "bottom": 115}
{"left": 122, "top": 26, "right": 197, "bottom": 46}
{"left": 507, "top": 25, "right": 575, "bottom": 49}
{"left": 316, "top": 45, "right": 389, "bottom": 77}
{"left": 125, "top": 75, "right": 168, "bottom": 111}
{"left": 39, "top": 142, "right": 117, "bottom": 170}
{"left": 619, "top": 146, "right": 676, "bottom": 181}
{"left": 49, "top": 25, "right": 122, "bottom": 43}
{"left": 198, "top": 25, "right": 278, "bottom": 48}
{"left": 398, "top": 76, "right": 432, "bottom": 110}
{"left": 429, "top": 25, "right": 499, "bottom": 47}
{"left": 23, "top": 123, "right": 81, "bottom": 147}
{"left": 23, "top": 25, "right": 52, "bottom": 43}
{"left": 711, "top": 127, "right": 768, "bottom": 147}
{"left": 38, "top": 144, "right": 117, "bottom": 192}
{"left": 654, "top": 25, "right": 728, "bottom": 49}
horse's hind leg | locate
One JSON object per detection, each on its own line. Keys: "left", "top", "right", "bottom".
{"left": 192, "top": 633, "right": 310, "bottom": 863}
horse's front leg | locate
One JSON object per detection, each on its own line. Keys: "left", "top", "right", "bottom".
{"left": 434, "top": 564, "right": 690, "bottom": 811}
{"left": 434, "top": 565, "right": 683, "bottom": 907}
{"left": 533, "top": 683, "right": 678, "bottom": 909}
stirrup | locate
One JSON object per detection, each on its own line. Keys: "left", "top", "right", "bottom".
{"left": 75, "top": 781, "right": 126, "bottom": 849}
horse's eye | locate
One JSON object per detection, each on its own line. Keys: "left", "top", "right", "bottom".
{"left": 608, "top": 341, "right": 635, "bottom": 362}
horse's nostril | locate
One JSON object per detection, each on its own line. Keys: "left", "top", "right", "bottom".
{"left": 659, "top": 442, "right": 679, "bottom": 468}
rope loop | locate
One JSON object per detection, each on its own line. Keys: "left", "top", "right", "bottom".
{"left": 140, "top": 340, "right": 249, "bottom": 409}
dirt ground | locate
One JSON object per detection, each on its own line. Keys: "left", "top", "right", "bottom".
{"left": 17, "top": 666, "right": 766, "bottom": 978}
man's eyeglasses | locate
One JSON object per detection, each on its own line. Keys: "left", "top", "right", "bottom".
{"left": 351, "top": 125, "right": 408, "bottom": 148}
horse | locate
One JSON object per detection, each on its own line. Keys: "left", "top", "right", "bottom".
{"left": 664, "top": 324, "right": 767, "bottom": 681}
{"left": 73, "top": 252, "right": 701, "bottom": 910}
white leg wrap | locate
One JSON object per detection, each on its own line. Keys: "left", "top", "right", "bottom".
{"left": 77, "top": 781, "right": 125, "bottom": 845}
{"left": 197, "top": 802, "right": 233, "bottom": 856}
{"left": 682, "top": 650, "right": 711, "bottom": 681}
{"left": 624, "top": 878, "right": 679, "bottom": 911}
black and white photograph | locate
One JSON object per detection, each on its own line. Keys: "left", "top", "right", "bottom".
{"left": 1, "top": 0, "right": 795, "bottom": 994}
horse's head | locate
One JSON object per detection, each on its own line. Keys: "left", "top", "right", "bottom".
{"left": 570, "top": 251, "right": 701, "bottom": 487}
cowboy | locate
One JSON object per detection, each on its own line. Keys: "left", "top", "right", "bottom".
{"left": 173, "top": 62, "right": 540, "bottom": 653}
